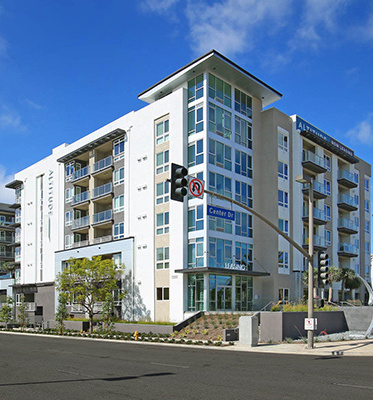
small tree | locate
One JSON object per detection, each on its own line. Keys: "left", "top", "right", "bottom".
{"left": 340, "top": 268, "right": 360, "bottom": 301}
{"left": 17, "top": 295, "right": 28, "bottom": 331}
{"left": 101, "top": 293, "right": 115, "bottom": 333}
{"left": 326, "top": 266, "right": 343, "bottom": 303}
{"left": 0, "top": 296, "right": 14, "bottom": 328}
{"left": 56, "top": 256, "right": 123, "bottom": 333}
{"left": 55, "top": 292, "right": 69, "bottom": 334}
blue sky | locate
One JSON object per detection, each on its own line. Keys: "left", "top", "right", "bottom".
{"left": 0, "top": 0, "right": 372, "bottom": 216}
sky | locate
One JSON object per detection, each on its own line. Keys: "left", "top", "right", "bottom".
{"left": 0, "top": 1, "right": 372, "bottom": 229}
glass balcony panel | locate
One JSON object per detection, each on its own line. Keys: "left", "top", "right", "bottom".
{"left": 338, "top": 218, "right": 358, "bottom": 231}
{"left": 92, "top": 209, "right": 112, "bottom": 224}
{"left": 72, "top": 191, "right": 89, "bottom": 205}
{"left": 92, "top": 183, "right": 112, "bottom": 199}
{"left": 338, "top": 242, "right": 358, "bottom": 254}
{"left": 93, "top": 156, "right": 113, "bottom": 173}
{"left": 72, "top": 166, "right": 89, "bottom": 181}
{"left": 72, "top": 216, "right": 90, "bottom": 230}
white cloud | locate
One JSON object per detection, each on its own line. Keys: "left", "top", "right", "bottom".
{"left": 346, "top": 115, "right": 373, "bottom": 146}
{"left": 0, "top": 166, "right": 14, "bottom": 203}
{"left": 140, "top": 0, "right": 180, "bottom": 13}
{"left": 0, "top": 106, "right": 27, "bottom": 132}
{"left": 25, "top": 99, "right": 45, "bottom": 110}
{"left": 185, "top": 0, "right": 292, "bottom": 56}
{"left": 352, "top": 13, "right": 373, "bottom": 43}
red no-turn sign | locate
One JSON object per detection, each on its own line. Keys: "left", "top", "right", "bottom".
{"left": 188, "top": 178, "right": 204, "bottom": 199}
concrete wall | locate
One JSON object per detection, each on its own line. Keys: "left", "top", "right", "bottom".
{"left": 339, "top": 306, "right": 373, "bottom": 331}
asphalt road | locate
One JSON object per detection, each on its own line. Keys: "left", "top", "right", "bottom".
{"left": 0, "top": 333, "right": 372, "bottom": 400}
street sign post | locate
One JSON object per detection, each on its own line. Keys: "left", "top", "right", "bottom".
{"left": 188, "top": 178, "right": 204, "bottom": 199}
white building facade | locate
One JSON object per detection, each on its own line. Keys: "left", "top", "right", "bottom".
{"left": 5, "top": 51, "right": 372, "bottom": 323}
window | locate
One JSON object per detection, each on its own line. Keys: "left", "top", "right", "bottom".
{"left": 366, "top": 221, "right": 370, "bottom": 234}
{"left": 365, "top": 242, "right": 370, "bottom": 254}
{"left": 235, "top": 150, "right": 252, "bottom": 178}
{"left": 324, "top": 179, "right": 331, "bottom": 196}
{"left": 188, "top": 104, "right": 203, "bottom": 136}
{"left": 65, "top": 187, "right": 74, "bottom": 203}
{"left": 209, "top": 103, "right": 232, "bottom": 139}
{"left": 278, "top": 161, "right": 288, "bottom": 180}
{"left": 209, "top": 172, "right": 232, "bottom": 198}
{"left": 365, "top": 200, "right": 370, "bottom": 213}
{"left": 155, "top": 119, "right": 169, "bottom": 145}
{"left": 209, "top": 216, "right": 232, "bottom": 234}
{"left": 156, "top": 287, "right": 169, "bottom": 301}
{"left": 187, "top": 274, "right": 204, "bottom": 311}
{"left": 156, "top": 247, "right": 169, "bottom": 269}
{"left": 325, "top": 230, "right": 331, "bottom": 246}
{"left": 235, "top": 115, "right": 252, "bottom": 149}
{"left": 235, "top": 212, "right": 253, "bottom": 237}
{"left": 278, "top": 131, "right": 288, "bottom": 152}
{"left": 114, "top": 223, "right": 124, "bottom": 239}
{"left": 66, "top": 162, "right": 74, "bottom": 179}
{"left": 188, "top": 238, "right": 204, "bottom": 268}
{"left": 65, "top": 211, "right": 73, "bottom": 226}
{"left": 279, "top": 288, "right": 289, "bottom": 302}
{"left": 65, "top": 234, "right": 73, "bottom": 249}
{"left": 278, "top": 218, "right": 289, "bottom": 235}
{"left": 324, "top": 205, "right": 331, "bottom": 220}
{"left": 209, "top": 139, "right": 232, "bottom": 170}
{"left": 188, "top": 205, "right": 204, "bottom": 231}
{"left": 156, "top": 150, "right": 169, "bottom": 174}
{"left": 235, "top": 242, "right": 253, "bottom": 270}
{"left": 156, "top": 212, "right": 169, "bottom": 235}
{"left": 324, "top": 155, "right": 331, "bottom": 171}
{"left": 208, "top": 237, "right": 232, "bottom": 268}
{"left": 114, "top": 167, "right": 124, "bottom": 186}
{"left": 355, "top": 194, "right": 359, "bottom": 206}
{"left": 365, "top": 178, "right": 370, "bottom": 192}
{"left": 188, "top": 139, "right": 204, "bottom": 167}
{"left": 113, "top": 253, "right": 122, "bottom": 266}
{"left": 208, "top": 73, "right": 231, "bottom": 107}
{"left": 114, "top": 195, "right": 124, "bottom": 212}
{"left": 278, "top": 251, "right": 289, "bottom": 269}
{"left": 234, "top": 88, "right": 252, "bottom": 118}
{"left": 113, "top": 137, "right": 125, "bottom": 159}
{"left": 236, "top": 181, "right": 253, "bottom": 207}
{"left": 156, "top": 181, "right": 169, "bottom": 204}
{"left": 278, "top": 190, "right": 288, "bottom": 208}
{"left": 188, "top": 74, "right": 204, "bottom": 103}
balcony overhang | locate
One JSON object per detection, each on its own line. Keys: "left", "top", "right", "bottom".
{"left": 138, "top": 50, "right": 282, "bottom": 107}
{"left": 175, "top": 267, "right": 269, "bottom": 277}
{"left": 5, "top": 180, "right": 23, "bottom": 189}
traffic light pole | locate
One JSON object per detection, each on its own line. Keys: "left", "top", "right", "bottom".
{"left": 306, "top": 179, "right": 314, "bottom": 349}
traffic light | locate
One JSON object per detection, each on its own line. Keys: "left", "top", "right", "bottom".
{"left": 318, "top": 252, "right": 329, "bottom": 287}
{"left": 170, "top": 163, "right": 188, "bottom": 202}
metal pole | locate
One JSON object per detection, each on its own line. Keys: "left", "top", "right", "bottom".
{"left": 307, "top": 178, "right": 314, "bottom": 349}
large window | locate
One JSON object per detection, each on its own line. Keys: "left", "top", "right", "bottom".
{"left": 65, "top": 211, "right": 73, "bottom": 226}
{"left": 114, "top": 223, "right": 124, "bottom": 239}
{"left": 235, "top": 116, "right": 252, "bottom": 149}
{"left": 235, "top": 150, "right": 252, "bottom": 178}
{"left": 278, "top": 131, "right": 288, "bottom": 152}
{"left": 188, "top": 238, "right": 204, "bottom": 269}
{"left": 156, "top": 181, "right": 169, "bottom": 204}
{"left": 188, "top": 74, "right": 204, "bottom": 103}
{"left": 278, "top": 190, "right": 288, "bottom": 208}
{"left": 156, "top": 150, "right": 169, "bottom": 174}
{"left": 324, "top": 205, "right": 331, "bottom": 220}
{"left": 188, "top": 104, "right": 203, "bottom": 136}
{"left": 278, "top": 251, "right": 289, "bottom": 269}
{"left": 209, "top": 103, "right": 232, "bottom": 139}
{"left": 235, "top": 212, "right": 252, "bottom": 238}
{"left": 324, "top": 179, "right": 331, "bottom": 196}
{"left": 234, "top": 88, "right": 252, "bottom": 118}
{"left": 155, "top": 119, "right": 169, "bottom": 145}
{"left": 114, "top": 195, "right": 124, "bottom": 213}
{"left": 113, "top": 137, "right": 125, "bottom": 159}
{"left": 187, "top": 274, "right": 204, "bottom": 311}
{"left": 65, "top": 187, "right": 74, "bottom": 203}
{"left": 188, "top": 139, "right": 204, "bottom": 167}
{"left": 114, "top": 167, "right": 124, "bottom": 186}
{"left": 209, "top": 172, "right": 232, "bottom": 198}
{"left": 156, "top": 247, "right": 169, "bottom": 269}
{"left": 235, "top": 181, "right": 253, "bottom": 207}
{"left": 208, "top": 237, "right": 232, "bottom": 268}
{"left": 208, "top": 73, "right": 231, "bottom": 107}
{"left": 235, "top": 241, "right": 253, "bottom": 270}
{"left": 209, "top": 216, "right": 232, "bottom": 234}
{"left": 209, "top": 139, "right": 232, "bottom": 170}
{"left": 235, "top": 276, "right": 253, "bottom": 311}
{"left": 278, "top": 161, "right": 288, "bottom": 180}
{"left": 278, "top": 218, "right": 289, "bottom": 235}
{"left": 188, "top": 205, "right": 204, "bottom": 232}
{"left": 156, "top": 212, "right": 169, "bottom": 235}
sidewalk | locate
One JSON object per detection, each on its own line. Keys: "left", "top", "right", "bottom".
{"left": 232, "top": 338, "right": 373, "bottom": 356}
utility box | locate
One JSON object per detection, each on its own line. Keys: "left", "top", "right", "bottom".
{"left": 239, "top": 315, "right": 259, "bottom": 346}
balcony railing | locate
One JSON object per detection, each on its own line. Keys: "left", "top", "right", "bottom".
{"left": 72, "top": 191, "right": 89, "bottom": 205}
{"left": 93, "top": 156, "right": 112, "bottom": 174}
{"left": 0, "top": 235, "right": 14, "bottom": 244}
{"left": 16, "top": 302, "right": 36, "bottom": 312}
{"left": 338, "top": 170, "right": 358, "bottom": 188}
{"left": 72, "top": 240, "right": 89, "bottom": 248}
{"left": 302, "top": 150, "right": 327, "bottom": 173}
{"left": 303, "top": 207, "right": 327, "bottom": 223}
{"left": 302, "top": 181, "right": 327, "bottom": 199}
{"left": 338, "top": 193, "right": 358, "bottom": 211}
{"left": 92, "top": 235, "right": 112, "bottom": 244}
{"left": 0, "top": 250, "right": 14, "bottom": 258}
{"left": 72, "top": 166, "right": 89, "bottom": 182}
{"left": 303, "top": 234, "right": 327, "bottom": 248}
{"left": 92, "top": 182, "right": 112, "bottom": 199}
{"left": 92, "top": 209, "right": 112, "bottom": 225}
{"left": 338, "top": 218, "right": 358, "bottom": 233}
{"left": 338, "top": 242, "right": 358, "bottom": 256}
{"left": 72, "top": 216, "right": 90, "bottom": 230}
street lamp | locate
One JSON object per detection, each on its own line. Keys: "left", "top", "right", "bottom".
{"left": 296, "top": 174, "right": 314, "bottom": 349}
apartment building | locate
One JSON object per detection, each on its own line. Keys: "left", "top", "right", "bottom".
{"left": 4, "top": 50, "right": 371, "bottom": 322}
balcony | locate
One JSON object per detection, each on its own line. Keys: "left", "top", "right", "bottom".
{"left": 302, "top": 207, "right": 327, "bottom": 225}
{"left": 92, "top": 209, "right": 112, "bottom": 227}
{"left": 71, "top": 216, "right": 90, "bottom": 231}
{"left": 302, "top": 181, "right": 327, "bottom": 199}
{"left": 72, "top": 166, "right": 89, "bottom": 183}
{"left": 92, "top": 235, "right": 112, "bottom": 245}
{"left": 337, "top": 193, "right": 358, "bottom": 211}
{"left": 302, "top": 150, "right": 327, "bottom": 173}
{"left": 92, "top": 182, "right": 113, "bottom": 201}
{"left": 338, "top": 218, "right": 358, "bottom": 234}
{"left": 72, "top": 191, "right": 90, "bottom": 206}
{"left": 72, "top": 240, "right": 89, "bottom": 248}
{"left": 0, "top": 250, "right": 14, "bottom": 260}
{"left": 16, "top": 302, "right": 36, "bottom": 312}
{"left": 303, "top": 234, "right": 327, "bottom": 251}
{"left": 338, "top": 242, "right": 358, "bottom": 258}
{"left": 0, "top": 234, "right": 15, "bottom": 244}
{"left": 92, "top": 156, "right": 113, "bottom": 176}
{"left": 338, "top": 170, "right": 358, "bottom": 189}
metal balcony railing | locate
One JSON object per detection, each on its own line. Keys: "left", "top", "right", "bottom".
{"left": 92, "top": 183, "right": 112, "bottom": 199}
{"left": 72, "top": 166, "right": 89, "bottom": 181}
{"left": 302, "top": 150, "right": 327, "bottom": 171}
{"left": 338, "top": 193, "right": 357, "bottom": 208}
{"left": 338, "top": 242, "right": 358, "bottom": 255}
{"left": 72, "top": 191, "right": 89, "bottom": 205}
{"left": 303, "top": 207, "right": 326, "bottom": 221}
{"left": 338, "top": 170, "right": 358, "bottom": 186}
{"left": 92, "top": 209, "right": 112, "bottom": 225}
{"left": 72, "top": 216, "right": 90, "bottom": 230}
{"left": 338, "top": 218, "right": 358, "bottom": 232}
{"left": 93, "top": 156, "right": 112, "bottom": 174}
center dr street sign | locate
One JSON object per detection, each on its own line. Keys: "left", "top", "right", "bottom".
{"left": 207, "top": 205, "right": 235, "bottom": 221}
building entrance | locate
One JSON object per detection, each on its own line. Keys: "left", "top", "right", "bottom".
{"left": 216, "top": 285, "right": 232, "bottom": 310}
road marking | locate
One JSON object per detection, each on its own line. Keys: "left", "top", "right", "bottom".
{"left": 151, "top": 362, "right": 189, "bottom": 369}
{"left": 333, "top": 383, "right": 373, "bottom": 390}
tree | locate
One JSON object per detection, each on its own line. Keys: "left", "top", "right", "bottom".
{"left": 56, "top": 256, "right": 123, "bottom": 333}
{"left": 0, "top": 296, "right": 14, "bottom": 328}
{"left": 326, "top": 266, "right": 343, "bottom": 303}
{"left": 17, "top": 295, "right": 28, "bottom": 331}
{"left": 340, "top": 268, "right": 361, "bottom": 301}
{"left": 55, "top": 292, "right": 69, "bottom": 334}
